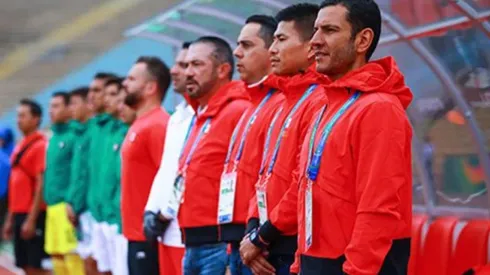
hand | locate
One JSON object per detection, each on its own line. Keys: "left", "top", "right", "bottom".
{"left": 240, "top": 236, "right": 262, "bottom": 265}
{"left": 143, "top": 211, "right": 169, "bottom": 241}
{"left": 2, "top": 220, "right": 13, "bottom": 240}
{"left": 248, "top": 254, "right": 275, "bottom": 275}
{"left": 21, "top": 219, "right": 36, "bottom": 240}
{"left": 66, "top": 204, "right": 76, "bottom": 226}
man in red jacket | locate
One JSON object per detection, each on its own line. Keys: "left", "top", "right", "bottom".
{"left": 121, "top": 56, "right": 171, "bottom": 275}
{"left": 295, "top": 1, "right": 413, "bottom": 274}
{"left": 239, "top": 3, "right": 328, "bottom": 275}
{"left": 220, "top": 14, "right": 284, "bottom": 275}
{"left": 158, "top": 36, "right": 250, "bottom": 275}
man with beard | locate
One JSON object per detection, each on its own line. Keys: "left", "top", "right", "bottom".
{"left": 219, "top": 14, "right": 283, "bottom": 275}
{"left": 239, "top": 4, "right": 328, "bottom": 275}
{"left": 3, "top": 99, "right": 49, "bottom": 275}
{"left": 295, "top": 1, "right": 413, "bottom": 274}
{"left": 158, "top": 36, "right": 249, "bottom": 275}
{"left": 121, "top": 56, "right": 170, "bottom": 275}
{"left": 143, "top": 42, "right": 192, "bottom": 275}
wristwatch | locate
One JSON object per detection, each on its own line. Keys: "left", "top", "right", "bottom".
{"left": 249, "top": 228, "right": 269, "bottom": 250}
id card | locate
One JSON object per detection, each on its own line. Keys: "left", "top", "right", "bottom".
{"left": 305, "top": 180, "right": 313, "bottom": 251}
{"left": 163, "top": 174, "right": 185, "bottom": 219}
{"left": 256, "top": 187, "right": 268, "bottom": 225}
{"left": 217, "top": 172, "right": 237, "bottom": 224}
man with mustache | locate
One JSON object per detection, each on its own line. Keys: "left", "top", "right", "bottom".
{"left": 218, "top": 14, "right": 283, "bottom": 275}
{"left": 144, "top": 41, "right": 192, "bottom": 275}
{"left": 295, "top": 0, "right": 413, "bottom": 274}
{"left": 239, "top": 3, "right": 328, "bottom": 275}
{"left": 159, "top": 36, "right": 250, "bottom": 275}
{"left": 121, "top": 56, "right": 171, "bottom": 275}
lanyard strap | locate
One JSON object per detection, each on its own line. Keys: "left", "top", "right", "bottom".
{"left": 224, "top": 89, "right": 275, "bottom": 165}
{"left": 234, "top": 89, "right": 275, "bottom": 163}
{"left": 306, "top": 91, "right": 361, "bottom": 181}
{"left": 266, "top": 84, "right": 317, "bottom": 175}
{"left": 258, "top": 107, "right": 284, "bottom": 175}
{"left": 179, "top": 115, "right": 196, "bottom": 159}
{"left": 184, "top": 118, "right": 211, "bottom": 166}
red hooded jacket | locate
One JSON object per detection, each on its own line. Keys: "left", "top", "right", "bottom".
{"left": 221, "top": 75, "right": 285, "bottom": 237}
{"left": 178, "top": 81, "right": 251, "bottom": 246}
{"left": 248, "top": 66, "right": 328, "bottom": 256}
{"left": 295, "top": 57, "right": 413, "bottom": 275}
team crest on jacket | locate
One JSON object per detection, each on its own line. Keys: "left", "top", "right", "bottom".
{"left": 113, "top": 143, "right": 120, "bottom": 151}
{"left": 129, "top": 132, "right": 137, "bottom": 142}
{"left": 59, "top": 141, "right": 65, "bottom": 149}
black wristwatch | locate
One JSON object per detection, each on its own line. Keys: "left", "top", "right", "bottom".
{"left": 249, "top": 228, "right": 269, "bottom": 250}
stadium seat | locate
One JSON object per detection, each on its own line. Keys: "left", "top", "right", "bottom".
{"left": 449, "top": 220, "right": 490, "bottom": 275}
{"left": 408, "top": 214, "right": 428, "bottom": 275}
{"left": 417, "top": 216, "right": 459, "bottom": 275}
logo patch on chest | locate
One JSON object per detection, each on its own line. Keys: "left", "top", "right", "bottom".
{"left": 129, "top": 132, "right": 137, "bottom": 142}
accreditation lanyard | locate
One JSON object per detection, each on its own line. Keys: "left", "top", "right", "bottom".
{"left": 181, "top": 117, "right": 212, "bottom": 174}
{"left": 263, "top": 84, "right": 318, "bottom": 181}
{"left": 223, "top": 89, "right": 275, "bottom": 172}
{"left": 304, "top": 91, "right": 360, "bottom": 250}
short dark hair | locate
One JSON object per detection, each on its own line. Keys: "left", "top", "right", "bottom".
{"left": 94, "top": 72, "right": 118, "bottom": 82}
{"left": 182, "top": 41, "right": 191, "bottom": 49}
{"left": 70, "top": 86, "right": 89, "bottom": 100}
{"left": 20, "top": 98, "right": 42, "bottom": 125}
{"left": 320, "top": 0, "right": 381, "bottom": 60}
{"left": 245, "top": 14, "right": 278, "bottom": 48}
{"left": 192, "top": 36, "right": 234, "bottom": 80}
{"left": 275, "top": 3, "right": 320, "bottom": 42}
{"left": 136, "top": 56, "right": 171, "bottom": 102}
{"left": 52, "top": 91, "right": 70, "bottom": 105}
{"left": 105, "top": 77, "right": 123, "bottom": 90}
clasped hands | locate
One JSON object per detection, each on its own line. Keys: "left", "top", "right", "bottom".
{"left": 239, "top": 230, "right": 276, "bottom": 275}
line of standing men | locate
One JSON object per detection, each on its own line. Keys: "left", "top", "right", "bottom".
{"left": 3, "top": 0, "right": 414, "bottom": 275}
{"left": 144, "top": 1, "right": 413, "bottom": 275}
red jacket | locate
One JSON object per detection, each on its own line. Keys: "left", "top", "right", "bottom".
{"left": 295, "top": 57, "right": 413, "bottom": 275}
{"left": 249, "top": 66, "right": 328, "bottom": 255}
{"left": 178, "top": 81, "right": 251, "bottom": 246}
{"left": 222, "top": 75, "right": 285, "bottom": 229}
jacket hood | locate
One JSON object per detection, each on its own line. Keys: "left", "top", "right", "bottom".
{"left": 281, "top": 64, "right": 330, "bottom": 101}
{"left": 189, "top": 81, "right": 250, "bottom": 117}
{"left": 328, "top": 56, "right": 413, "bottom": 109}
{"left": 246, "top": 74, "right": 287, "bottom": 103}
{"left": 0, "top": 125, "right": 14, "bottom": 156}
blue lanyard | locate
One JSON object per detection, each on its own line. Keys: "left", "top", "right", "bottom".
{"left": 179, "top": 115, "right": 196, "bottom": 159}
{"left": 258, "top": 107, "right": 283, "bottom": 175}
{"left": 265, "top": 84, "right": 317, "bottom": 175}
{"left": 306, "top": 91, "right": 361, "bottom": 181}
{"left": 183, "top": 118, "right": 211, "bottom": 166}
{"left": 227, "top": 89, "right": 275, "bottom": 165}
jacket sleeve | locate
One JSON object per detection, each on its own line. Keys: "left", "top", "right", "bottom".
{"left": 145, "top": 129, "right": 169, "bottom": 213}
{"left": 259, "top": 167, "right": 300, "bottom": 242}
{"left": 259, "top": 98, "right": 321, "bottom": 242}
{"left": 343, "top": 102, "right": 412, "bottom": 275}
{"left": 246, "top": 195, "right": 259, "bottom": 233}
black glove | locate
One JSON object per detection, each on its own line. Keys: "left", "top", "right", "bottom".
{"left": 143, "top": 211, "right": 170, "bottom": 242}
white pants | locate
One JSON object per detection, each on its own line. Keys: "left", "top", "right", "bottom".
{"left": 76, "top": 212, "right": 95, "bottom": 259}
{"left": 93, "top": 222, "right": 128, "bottom": 275}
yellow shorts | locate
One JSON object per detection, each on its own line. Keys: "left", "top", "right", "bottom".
{"left": 45, "top": 202, "right": 78, "bottom": 255}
